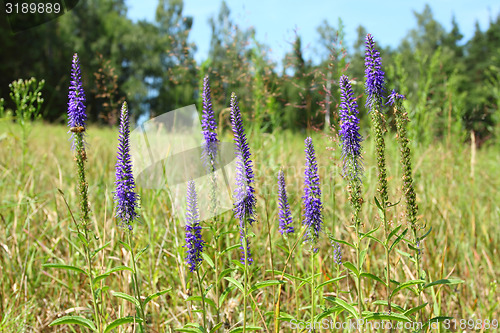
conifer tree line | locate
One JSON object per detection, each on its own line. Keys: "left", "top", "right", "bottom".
{"left": 1, "top": 0, "right": 499, "bottom": 143}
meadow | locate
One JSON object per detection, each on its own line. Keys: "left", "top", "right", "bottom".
{"left": 1, "top": 109, "right": 499, "bottom": 332}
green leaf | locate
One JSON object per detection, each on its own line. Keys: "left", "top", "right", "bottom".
{"left": 144, "top": 288, "right": 172, "bottom": 306}
{"left": 119, "top": 240, "right": 132, "bottom": 252}
{"left": 91, "top": 241, "right": 111, "bottom": 259}
{"left": 374, "top": 196, "right": 384, "bottom": 211}
{"left": 248, "top": 280, "right": 285, "bottom": 294}
{"left": 103, "top": 265, "right": 134, "bottom": 275}
{"left": 219, "top": 285, "right": 235, "bottom": 306}
{"left": 359, "top": 249, "right": 368, "bottom": 267}
{"left": 387, "top": 225, "right": 402, "bottom": 242}
{"left": 359, "top": 225, "right": 380, "bottom": 241}
{"left": 231, "top": 260, "right": 245, "bottom": 271}
{"left": 104, "top": 316, "right": 143, "bottom": 333}
{"left": 210, "top": 323, "right": 224, "bottom": 333}
{"left": 228, "top": 326, "right": 262, "bottom": 332}
{"left": 328, "top": 237, "right": 355, "bottom": 249}
{"left": 266, "top": 270, "right": 308, "bottom": 283}
{"left": 49, "top": 315, "right": 97, "bottom": 331}
{"left": 174, "top": 327, "right": 204, "bottom": 333}
{"left": 395, "top": 249, "right": 411, "bottom": 258}
{"left": 217, "top": 268, "right": 235, "bottom": 283}
{"left": 77, "top": 233, "right": 89, "bottom": 247}
{"left": 363, "top": 234, "right": 384, "bottom": 246}
{"left": 201, "top": 252, "right": 215, "bottom": 270}
{"left": 315, "top": 307, "right": 342, "bottom": 321}
{"left": 112, "top": 291, "right": 141, "bottom": 308}
{"left": 372, "top": 300, "right": 405, "bottom": 313}
{"left": 186, "top": 295, "right": 217, "bottom": 310}
{"left": 42, "top": 263, "right": 88, "bottom": 276}
{"left": 418, "top": 226, "right": 432, "bottom": 242}
{"left": 390, "top": 229, "right": 408, "bottom": 252}
{"left": 135, "top": 245, "right": 150, "bottom": 263}
{"left": 324, "top": 297, "right": 359, "bottom": 319}
{"left": 408, "top": 243, "right": 419, "bottom": 252}
{"left": 224, "top": 277, "right": 244, "bottom": 293}
{"left": 343, "top": 261, "right": 359, "bottom": 277}
{"left": 362, "top": 311, "right": 411, "bottom": 322}
{"left": 360, "top": 272, "right": 387, "bottom": 287}
{"left": 315, "top": 275, "right": 346, "bottom": 291}
{"left": 391, "top": 279, "right": 425, "bottom": 297}
{"left": 220, "top": 244, "right": 240, "bottom": 255}
{"left": 403, "top": 302, "right": 428, "bottom": 316}
{"left": 92, "top": 273, "right": 110, "bottom": 285}
{"left": 424, "top": 278, "right": 464, "bottom": 289}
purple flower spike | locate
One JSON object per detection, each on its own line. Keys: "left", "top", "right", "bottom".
{"left": 339, "top": 75, "right": 363, "bottom": 181}
{"left": 333, "top": 242, "right": 342, "bottom": 265}
{"left": 303, "top": 137, "right": 323, "bottom": 244}
{"left": 184, "top": 180, "right": 205, "bottom": 272}
{"left": 68, "top": 53, "right": 87, "bottom": 145}
{"left": 387, "top": 90, "right": 406, "bottom": 106}
{"left": 230, "top": 92, "right": 256, "bottom": 264}
{"left": 114, "top": 102, "right": 139, "bottom": 229}
{"left": 278, "top": 170, "right": 294, "bottom": 235}
{"left": 201, "top": 75, "right": 219, "bottom": 163}
{"left": 365, "top": 34, "right": 385, "bottom": 109}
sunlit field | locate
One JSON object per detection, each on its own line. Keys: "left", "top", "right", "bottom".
{"left": 1, "top": 116, "right": 498, "bottom": 331}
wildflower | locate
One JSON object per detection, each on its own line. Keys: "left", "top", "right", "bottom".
{"left": 184, "top": 180, "right": 205, "bottom": 272}
{"left": 201, "top": 76, "right": 219, "bottom": 214}
{"left": 389, "top": 90, "right": 418, "bottom": 229}
{"left": 387, "top": 90, "right": 406, "bottom": 106}
{"left": 230, "top": 92, "right": 256, "bottom": 264}
{"left": 339, "top": 75, "right": 363, "bottom": 181}
{"left": 332, "top": 242, "right": 342, "bottom": 265}
{"left": 67, "top": 53, "right": 90, "bottom": 227}
{"left": 364, "top": 34, "right": 385, "bottom": 109}
{"left": 114, "top": 102, "right": 139, "bottom": 230}
{"left": 365, "top": 33, "right": 388, "bottom": 206}
{"left": 201, "top": 75, "right": 219, "bottom": 164}
{"left": 303, "top": 137, "right": 323, "bottom": 244}
{"left": 68, "top": 53, "right": 87, "bottom": 137}
{"left": 278, "top": 170, "right": 294, "bottom": 235}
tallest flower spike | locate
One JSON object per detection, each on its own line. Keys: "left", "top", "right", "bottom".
{"left": 364, "top": 34, "right": 385, "bottom": 109}
{"left": 68, "top": 53, "right": 87, "bottom": 141}
{"left": 67, "top": 53, "right": 90, "bottom": 228}
{"left": 365, "top": 33, "right": 389, "bottom": 206}
{"left": 230, "top": 92, "right": 256, "bottom": 264}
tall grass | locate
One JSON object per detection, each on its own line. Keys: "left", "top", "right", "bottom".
{"left": 0, "top": 117, "right": 499, "bottom": 331}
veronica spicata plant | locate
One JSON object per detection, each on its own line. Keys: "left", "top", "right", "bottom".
{"left": 365, "top": 33, "right": 388, "bottom": 206}
{"left": 277, "top": 170, "right": 294, "bottom": 235}
{"left": 338, "top": 75, "right": 365, "bottom": 316}
{"left": 230, "top": 92, "right": 256, "bottom": 332}
{"left": 113, "top": 101, "right": 150, "bottom": 331}
{"left": 183, "top": 180, "right": 209, "bottom": 330}
{"left": 200, "top": 75, "right": 224, "bottom": 326}
{"left": 302, "top": 137, "right": 322, "bottom": 328}
{"left": 365, "top": 34, "right": 397, "bottom": 314}
{"left": 44, "top": 53, "right": 104, "bottom": 333}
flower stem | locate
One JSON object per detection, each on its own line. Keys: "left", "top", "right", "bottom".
{"left": 196, "top": 269, "right": 207, "bottom": 331}
{"left": 310, "top": 250, "right": 316, "bottom": 331}
{"left": 128, "top": 231, "right": 147, "bottom": 332}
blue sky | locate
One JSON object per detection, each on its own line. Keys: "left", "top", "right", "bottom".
{"left": 125, "top": 0, "right": 500, "bottom": 65}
